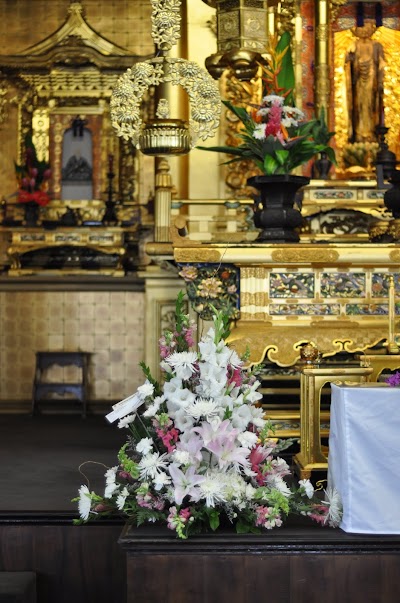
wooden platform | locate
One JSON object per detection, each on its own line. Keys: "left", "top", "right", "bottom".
{"left": 120, "top": 520, "right": 400, "bottom": 603}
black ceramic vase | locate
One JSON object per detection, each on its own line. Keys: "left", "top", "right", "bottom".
{"left": 23, "top": 201, "right": 40, "bottom": 226}
{"left": 247, "top": 174, "right": 310, "bottom": 243}
{"left": 314, "top": 151, "right": 332, "bottom": 180}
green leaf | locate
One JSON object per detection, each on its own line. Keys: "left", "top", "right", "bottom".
{"left": 274, "top": 149, "right": 290, "bottom": 167}
{"left": 263, "top": 154, "right": 279, "bottom": 174}
{"left": 276, "top": 32, "right": 295, "bottom": 106}
{"left": 208, "top": 510, "right": 220, "bottom": 531}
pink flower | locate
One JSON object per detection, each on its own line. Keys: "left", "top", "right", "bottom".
{"left": 254, "top": 505, "right": 283, "bottom": 529}
{"left": 264, "top": 102, "right": 284, "bottom": 141}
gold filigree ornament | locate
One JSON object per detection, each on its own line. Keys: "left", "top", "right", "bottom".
{"left": 110, "top": 0, "right": 221, "bottom": 156}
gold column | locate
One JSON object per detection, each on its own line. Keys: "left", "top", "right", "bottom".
{"left": 154, "top": 159, "right": 173, "bottom": 243}
{"left": 155, "top": 0, "right": 189, "bottom": 200}
{"left": 314, "top": 0, "right": 330, "bottom": 118}
{"left": 267, "top": 4, "right": 276, "bottom": 37}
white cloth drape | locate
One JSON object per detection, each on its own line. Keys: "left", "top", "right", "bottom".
{"left": 328, "top": 383, "right": 400, "bottom": 534}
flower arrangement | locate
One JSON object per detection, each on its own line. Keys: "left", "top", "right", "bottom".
{"left": 75, "top": 292, "right": 341, "bottom": 537}
{"left": 15, "top": 135, "right": 51, "bottom": 206}
{"left": 198, "top": 33, "right": 336, "bottom": 176}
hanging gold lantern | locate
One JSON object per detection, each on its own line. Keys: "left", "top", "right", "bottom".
{"left": 110, "top": 0, "right": 221, "bottom": 156}
{"left": 204, "top": 0, "right": 269, "bottom": 81}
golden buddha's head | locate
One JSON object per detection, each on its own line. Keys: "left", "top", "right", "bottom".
{"left": 351, "top": 20, "right": 377, "bottom": 40}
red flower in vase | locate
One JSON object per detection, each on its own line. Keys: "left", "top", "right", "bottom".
{"left": 15, "top": 136, "right": 51, "bottom": 206}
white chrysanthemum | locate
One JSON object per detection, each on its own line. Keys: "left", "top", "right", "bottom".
{"left": 137, "top": 381, "right": 155, "bottom": 399}
{"left": 136, "top": 437, "right": 154, "bottom": 455}
{"left": 165, "top": 351, "right": 198, "bottom": 380}
{"left": 262, "top": 94, "right": 284, "bottom": 106}
{"left": 116, "top": 486, "right": 129, "bottom": 511}
{"left": 265, "top": 474, "right": 292, "bottom": 498}
{"left": 186, "top": 397, "right": 219, "bottom": 421}
{"left": 221, "top": 471, "right": 247, "bottom": 502}
{"left": 198, "top": 472, "right": 226, "bottom": 507}
{"left": 143, "top": 395, "right": 165, "bottom": 418}
{"left": 245, "top": 483, "right": 257, "bottom": 500}
{"left": 237, "top": 431, "right": 259, "bottom": 449}
{"left": 153, "top": 471, "right": 171, "bottom": 491}
{"left": 78, "top": 485, "right": 92, "bottom": 520}
{"left": 118, "top": 413, "right": 136, "bottom": 429}
{"left": 138, "top": 452, "right": 169, "bottom": 479}
{"left": 322, "top": 487, "right": 342, "bottom": 527}
{"left": 104, "top": 466, "right": 119, "bottom": 498}
{"left": 172, "top": 449, "right": 191, "bottom": 466}
{"left": 299, "top": 479, "right": 314, "bottom": 499}
{"left": 253, "top": 123, "right": 267, "bottom": 140}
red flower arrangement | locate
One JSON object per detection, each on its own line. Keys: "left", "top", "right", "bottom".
{"left": 15, "top": 136, "right": 51, "bottom": 206}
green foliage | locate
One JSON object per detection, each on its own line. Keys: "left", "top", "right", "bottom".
{"left": 275, "top": 31, "right": 295, "bottom": 106}
{"left": 118, "top": 443, "right": 139, "bottom": 479}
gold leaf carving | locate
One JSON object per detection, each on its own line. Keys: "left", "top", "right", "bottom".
{"left": 271, "top": 249, "right": 339, "bottom": 263}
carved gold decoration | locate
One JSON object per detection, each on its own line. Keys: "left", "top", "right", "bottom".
{"left": 223, "top": 72, "right": 261, "bottom": 197}
{"left": 293, "top": 366, "right": 373, "bottom": 479}
{"left": 271, "top": 249, "right": 340, "bottom": 263}
{"left": 227, "top": 323, "right": 387, "bottom": 367}
{"left": 330, "top": 0, "right": 347, "bottom": 23}
{"left": 110, "top": 0, "right": 221, "bottom": 155}
{"left": 369, "top": 219, "right": 389, "bottom": 242}
{"left": 355, "top": 354, "right": 400, "bottom": 383}
{"left": 7, "top": 227, "right": 127, "bottom": 277}
{"left": 387, "top": 219, "right": 400, "bottom": 242}
{"left": 390, "top": 249, "right": 400, "bottom": 262}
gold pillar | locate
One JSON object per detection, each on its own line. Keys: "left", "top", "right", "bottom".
{"left": 154, "top": 159, "right": 173, "bottom": 243}
{"left": 314, "top": 0, "right": 330, "bottom": 117}
{"left": 267, "top": 4, "right": 277, "bottom": 37}
{"left": 155, "top": 0, "right": 189, "bottom": 200}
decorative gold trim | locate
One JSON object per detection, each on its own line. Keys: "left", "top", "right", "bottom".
{"left": 271, "top": 249, "right": 340, "bottom": 263}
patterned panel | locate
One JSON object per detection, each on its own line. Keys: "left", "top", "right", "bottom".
{"left": 269, "top": 273, "right": 315, "bottom": 298}
{"left": 346, "top": 303, "right": 400, "bottom": 316}
{"left": 320, "top": 272, "right": 366, "bottom": 298}
{"left": 371, "top": 273, "right": 400, "bottom": 297}
{"left": 269, "top": 303, "right": 340, "bottom": 316}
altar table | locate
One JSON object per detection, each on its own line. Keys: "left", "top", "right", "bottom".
{"left": 328, "top": 383, "right": 400, "bottom": 534}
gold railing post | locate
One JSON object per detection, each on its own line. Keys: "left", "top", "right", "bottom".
{"left": 314, "top": 0, "right": 331, "bottom": 118}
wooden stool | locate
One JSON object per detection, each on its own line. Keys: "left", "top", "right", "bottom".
{"left": 32, "top": 351, "right": 90, "bottom": 418}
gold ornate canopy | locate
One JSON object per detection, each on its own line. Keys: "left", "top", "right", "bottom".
{"left": 0, "top": 1, "right": 150, "bottom": 201}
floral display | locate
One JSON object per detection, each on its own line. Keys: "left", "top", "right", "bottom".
{"left": 198, "top": 33, "right": 335, "bottom": 176}
{"left": 75, "top": 292, "right": 341, "bottom": 538}
{"left": 385, "top": 371, "right": 400, "bottom": 387}
{"left": 15, "top": 135, "right": 51, "bottom": 206}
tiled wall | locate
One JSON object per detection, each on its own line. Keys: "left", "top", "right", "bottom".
{"left": 0, "top": 289, "right": 145, "bottom": 405}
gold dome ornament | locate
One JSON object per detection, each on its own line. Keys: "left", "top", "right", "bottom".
{"left": 110, "top": 0, "right": 221, "bottom": 156}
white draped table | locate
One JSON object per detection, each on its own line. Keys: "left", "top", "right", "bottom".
{"left": 328, "top": 383, "right": 400, "bottom": 534}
